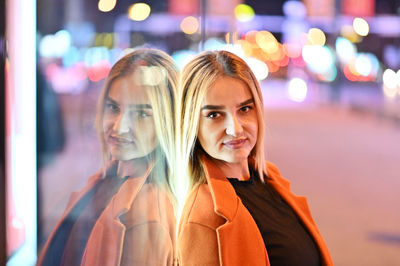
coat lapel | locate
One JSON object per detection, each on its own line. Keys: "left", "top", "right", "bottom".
{"left": 202, "top": 156, "right": 269, "bottom": 266}
{"left": 202, "top": 156, "right": 238, "bottom": 221}
{"left": 82, "top": 165, "right": 154, "bottom": 265}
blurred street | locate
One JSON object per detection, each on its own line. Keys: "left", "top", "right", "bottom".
{"left": 263, "top": 81, "right": 400, "bottom": 265}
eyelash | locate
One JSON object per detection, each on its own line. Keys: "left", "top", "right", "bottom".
{"left": 240, "top": 105, "right": 253, "bottom": 112}
{"left": 206, "top": 112, "right": 220, "bottom": 119}
{"left": 135, "top": 110, "right": 152, "bottom": 118}
{"left": 105, "top": 103, "right": 152, "bottom": 119}
{"left": 205, "top": 106, "right": 253, "bottom": 119}
{"left": 106, "top": 103, "right": 119, "bottom": 113}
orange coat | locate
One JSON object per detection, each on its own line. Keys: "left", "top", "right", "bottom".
{"left": 177, "top": 156, "right": 333, "bottom": 266}
{"left": 38, "top": 166, "right": 176, "bottom": 266}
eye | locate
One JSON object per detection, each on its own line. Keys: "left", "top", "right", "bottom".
{"left": 135, "top": 110, "right": 153, "bottom": 119}
{"left": 206, "top": 112, "right": 220, "bottom": 119}
{"left": 105, "top": 103, "right": 120, "bottom": 113}
{"left": 240, "top": 105, "right": 252, "bottom": 113}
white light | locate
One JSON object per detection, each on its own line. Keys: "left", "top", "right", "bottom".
{"left": 335, "top": 37, "right": 356, "bottom": 64}
{"left": 288, "top": 78, "right": 307, "bottom": 102}
{"left": 355, "top": 54, "right": 372, "bottom": 76}
{"left": 6, "top": 0, "right": 37, "bottom": 264}
{"left": 222, "top": 43, "right": 246, "bottom": 58}
{"left": 353, "top": 17, "right": 369, "bottom": 36}
{"left": 54, "top": 30, "right": 72, "bottom": 57}
{"left": 383, "top": 84, "right": 397, "bottom": 99}
{"left": 397, "top": 70, "right": 400, "bottom": 87}
{"left": 171, "top": 50, "right": 196, "bottom": 70}
{"left": 245, "top": 57, "right": 269, "bottom": 81}
{"left": 302, "top": 45, "right": 334, "bottom": 74}
{"left": 383, "top": 69, "right": 397, "bottom": 89}
{"left": 39, "top": 30, "right": 72, "bottom": 58}
{"left": 204, "top": 38, "right": 225, "bottom": 51}
{"left": 39, "top": 35, "right": 56, "bottom": 57}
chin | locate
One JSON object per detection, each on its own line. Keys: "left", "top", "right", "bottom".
{"left": 110, "top": 152, "right": 141, "bottom": 161}
{"left": 220, "top": 152, "right": 250, "bottom": 164}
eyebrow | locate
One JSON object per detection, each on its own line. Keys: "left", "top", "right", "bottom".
{"left": 201, "top": 98, "right": 254, "bottom": 111}
{"left": 105, "top": 96, "right": 152, "bottom": 109}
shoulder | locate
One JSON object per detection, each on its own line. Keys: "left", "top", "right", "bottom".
{"left": 180, "top": 183, "right": 225, "bottom": 230}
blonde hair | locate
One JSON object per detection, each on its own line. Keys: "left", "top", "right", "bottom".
{"left": 96, "top": 48, "right": 178, "bottom": 197}
{"left": 177, "top": 50, "right": 266, "bottom": 191}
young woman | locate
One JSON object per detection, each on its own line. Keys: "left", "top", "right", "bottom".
{"left": 38, "top": 49, "right": 177, "bottom": 265}
{"left": 176, "top": 50, "right": 333, "bottom": 266}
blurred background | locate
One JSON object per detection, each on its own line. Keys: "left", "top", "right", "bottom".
{"left": 2, "top": 0, "right": 400, "bottom": 265}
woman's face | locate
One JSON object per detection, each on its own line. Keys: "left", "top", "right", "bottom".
{"left": 102, "top": 74, "right": 157, "bottom": 161}
{"left": 198, "top": 76, "right": 258, "bottom": 165}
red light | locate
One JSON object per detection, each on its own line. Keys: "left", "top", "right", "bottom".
{"left": 87, "top": 60, "right": 111, "bottom": 82}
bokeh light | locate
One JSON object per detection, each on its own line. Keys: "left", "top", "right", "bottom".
{"left": 307, "top": 28, "right": 326, "bottom": 46}
{"left": 39, "top": 30, "right": 72, "bottom": 58}
{"left": 234, "top": 4, "right": 255, "bottom": 22}
{"left": 283, "top": 43, "right": 302, "bottom": 58}
{"left": 204, "top": 38, "right": 225, "bottom": 50}
{"left": 87, "top": 59, "right": 111, "bottom": 82}
{"left": 335, "top": 37, "right": 357, "bottom": 64}
{"left": 244, "top": 57, "right": 269, "bottom": 81}
{"left": 283, "top": 0, "right": 306, "bottom": 19}
{"left": 288, "top": 78, "right": 308, "bottom": 102}
{"left": 255, "top": 31, "right": 279, "bottom": 54}
{"left": 128, "top": 3, "right": 151, "bottom": 21}
{"left": 382, "top": 69, "right": 399, "bottom": 98}
{"left": 383, "top": 69, "right": 398, "bottom": 89}
{"left": 180, "top": 16, "right": 199, "bottom": 35}
{"left": 302, "top": 45, "right": 335, "bottom": 74}
{"left": 355, "top": 54, "right": 372, "bottom": 77}
{"left": 171, "top": 50, "right": 197, "bottom": 70}
{"left": 340, "top": 25, "right": 361, "bottom": 43}
{"left": 383, "top": 85, "right": 398, "bottom": 99}
{"left": 98, "top": 0, "right": 116, "bottom": 12}
{"left": 353, "top": 17, "right": 369, "bottom": 36}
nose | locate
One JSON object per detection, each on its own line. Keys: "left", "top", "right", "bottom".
{"left": 113, "top": 111, "right": 131, "bottom": 134}
{"left": 225, "top": 114, "right": 243, "bottom": 137}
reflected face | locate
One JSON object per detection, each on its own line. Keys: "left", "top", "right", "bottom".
{"left": 102, "top": 74, "right": 157, "bottom": 161}
{"left": 198, "top": 76, "right": 258, "bottom": 164}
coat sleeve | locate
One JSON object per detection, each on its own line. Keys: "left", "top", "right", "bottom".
{"left": 120, "top": 222, "right": 175, "bottom": 266}
{"left": 178, "top": 222, "right": 220, "bottom": 266}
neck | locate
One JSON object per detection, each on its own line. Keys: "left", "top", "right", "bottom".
{"left": 211, "top": 158, "right": 250, "bottom": 181}
{"left": 116, "top": 157, "right": 150, "bottom": 178}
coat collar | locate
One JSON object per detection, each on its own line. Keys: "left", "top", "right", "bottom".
{"left": 78, "top": 162, "right": 155, "bottom": 265}
{"left": 202, "top": 157, "right": 332, "bottom": 265}
{"left": 202, "top": 155, "right": 239, "bottom": 221}
{"left": 108, "top": 163, "right": 154, "bottom": 219}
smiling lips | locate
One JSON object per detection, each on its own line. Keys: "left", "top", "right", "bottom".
{"left": 108, "top": 135, "right": 134, "bottom": 146}
{"left": 223, "top": 138, "right": 247, "bottom": 149}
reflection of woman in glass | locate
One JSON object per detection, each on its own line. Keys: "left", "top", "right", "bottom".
{"left": 177, "top": 51, "right": 333, "bottom": 265}
{"left": 38, "top": 49, "right": 177, "bottom": 265}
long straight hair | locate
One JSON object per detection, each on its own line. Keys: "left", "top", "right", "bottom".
{"left": 177, "top": 50, "right": 267, "bottom": 193}
{"left": 96, "top": 48, "right": 178, "bottom": 199}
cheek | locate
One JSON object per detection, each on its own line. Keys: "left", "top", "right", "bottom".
{"left": 102, "top": 117, "right": 113, "bottom": 132}
{"left": 246, "top": 114, "right": 259, "bottom": 135}
{"left": 136, "top": 120, "right": 156, "bottom": 142}
{"left": 198, "top": 121, "right": 222, "bottom": 151}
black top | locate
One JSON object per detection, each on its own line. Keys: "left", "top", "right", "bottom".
{"left": 227, "top": 169, "right": 321, "bottom": 266}
{"left": 41, "top": 174, "right": 129, "bottom": 266}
